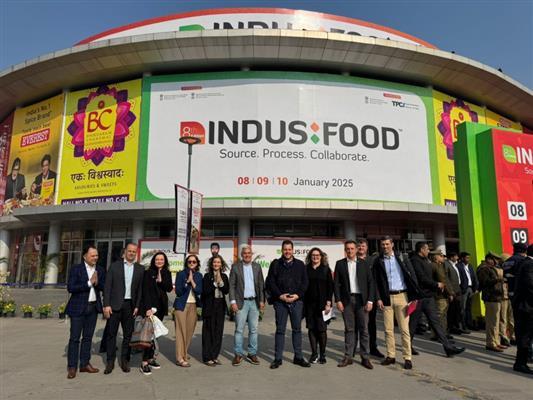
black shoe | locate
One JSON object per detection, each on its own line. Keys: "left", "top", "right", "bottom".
{"left": 460, "top": 328, "right": 471, "bottom": 334}
{"left": 148, "top": 360, "right": 161, "bottom": 369}
{"left": 139, "top": 364, "right": 152, "bottom": 375}
{"left": 411, "top": 348, "right": 420, "bottom": 356}
{"left": 500, "top": 337, "right": 511, "bottom": 347}
{"left": 510, "top": 339, "right": 517, "bottom": 346}
{"left": 120, "top": 360, "right": 130, "bottom": 373}
{"left": 104, "top": 362, "right": 114, "bottom": 375}
{"left": 430, "top": 336, "right": 439, "bottom": 342}
{"left": 270, "top": 359, "right": 282, "bottom": 369}
{"left": 318, "top": 355, "right": 326, "bottom": 364}
{"left": 444, "top": 346, "right": 465, "bottom": 357}
{"left": 294, "top": 358, "right": 311, "bottom": 368}
{"left": 370, "top": 348, "right": 385, "bottom": 358}
{"left": 381, "top": 357, "right": 396, "bottom": 366}
{"left": 449, "top": 328, "right": 462, "bottom": 335}
{"left": 513, "top": 364, "right": 533, "bottom": 375}
{"left": 446, "top": 335, "right": 454, "bottom": 340}
{"left": 404, "top": 360, "right": 413, "bottom": 370}
{"left": 309, "top": 353, "right": 318, "bottom": 364}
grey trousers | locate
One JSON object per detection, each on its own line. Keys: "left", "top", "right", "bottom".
{"left": 342, "top": 294, "right": 370, "bottom": 359}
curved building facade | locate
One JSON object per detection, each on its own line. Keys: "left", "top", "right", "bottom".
{"left": 0, "top": 8, "right": 531, "bottom": 285}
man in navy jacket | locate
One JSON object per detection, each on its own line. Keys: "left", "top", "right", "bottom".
{"left": 65, "top": 244, "right": 105, "bottom": 379}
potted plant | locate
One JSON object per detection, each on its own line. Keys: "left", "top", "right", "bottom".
{"left": 37, "top": 303, "right": 52, "bottom": 319}
{"left": 21, "top": 304, "right": 34, "bottom": 318}
{"left": 3, "top": 301, "right": 15, "bottom": 317}
{"left": 58, "top": 303, "right": 66, "bottom": 319}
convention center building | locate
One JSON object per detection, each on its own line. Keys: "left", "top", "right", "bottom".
{"left": 0, "top": 8, "right": 532, "bottom": 285}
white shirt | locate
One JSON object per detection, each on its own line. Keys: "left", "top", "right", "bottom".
{"left": 463, "top": 263, "right": 472, "bottom": 286}
{"left": 124, "top": 261, "right": 134, "bottom": 299}
{"left": 85, "top": 262, "right": 97, "bottom": 302}
{"left": 347, "top": 259, "right": 360, "bottom": 294}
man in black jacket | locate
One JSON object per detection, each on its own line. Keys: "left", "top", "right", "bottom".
{"left": 266, "top": 240, "right": 309, "bottom": 369}
{"left": 103, "top": 242, "right": 144, "bottom": 374}
{"left": 374, "top": 236, "right": 420, "bottom": 369}
{"left": 335, "top": 240, "right": 375, "bottom": 370}
{"left": 409, "top": 241, "right": 465, "bottom": 357}
{"left": 512, "top": 244, "right": 533, "bottom": 374}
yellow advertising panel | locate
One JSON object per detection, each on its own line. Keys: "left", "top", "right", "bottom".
{"left": 57, "top": 80, "right": 141, "bottom": 204}
{"left": 484, "top": 109, "right": 522, "bottom": 131}
{"left": 3, "top": 94, "right": 64, "bottom": 214}
{"left": 432, "top": 90, "right": 485, "bottom": 205}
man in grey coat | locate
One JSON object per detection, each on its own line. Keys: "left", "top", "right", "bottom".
{"left": 229, "top": 244, "right": 265, "bottom": 366}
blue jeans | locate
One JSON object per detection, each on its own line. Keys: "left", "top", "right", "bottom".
{"left": 274, "top": 300, "right": 304, "bottom": 361}
{"left": 67, "top": 302, "right": 98, "bottom": 369}
{"left": 234, "top": 300, "right": 259, "bottom": 356}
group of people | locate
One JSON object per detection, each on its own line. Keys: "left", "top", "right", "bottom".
{"left": 64, "top": 238, "right": 533, "bottom": 379}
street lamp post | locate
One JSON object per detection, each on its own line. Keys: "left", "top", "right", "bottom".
{"left": 179, "top": 136, "right": 201, "bottom": 189}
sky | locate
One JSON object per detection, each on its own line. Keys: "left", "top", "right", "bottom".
{"left": 0, "top": 0, "right": 532, "bottom": 89}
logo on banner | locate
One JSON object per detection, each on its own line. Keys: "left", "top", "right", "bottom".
{"left": 67, "top": 86, "right": 137, "bottom": 166}
{"left": 503, "top": 144, "right": 532, "bottom": 166}
{"left": 437, "top": 99, "right": 479, "bottom": 160}
{"left": 180, "top": 121, "right": 206, "bottom": 144}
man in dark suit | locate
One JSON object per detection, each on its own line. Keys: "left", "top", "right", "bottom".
{"left": 65, "top": 244, "right": 105, "bottom": 379}
{"left": 445, "top": 252, "right": 465, "bottom": 335}
{"left": 409, "top": 242, "right": 465, "bottom": 357}
{"left": 266, "top": 240, "right": 309, "bottom": 369}
{"left": 373, "top": 236, "right": 420, "bottom": 370}
{"left": 229, "top": 244, "right": 265, "bottom": 366}
{"left": 103, "top": 242, "right": 144, "bottom": 374}
{"left": 334, "top": 240, "right": 375, "bottom": 370}
{"left": 30, "top": 154, "right": 57, "bottom": 196}
{"left": 457, "top": 252, "right": 479, "bottom": 331}
{"left": 512, "top": 244, "right": 533, "bottom": 374}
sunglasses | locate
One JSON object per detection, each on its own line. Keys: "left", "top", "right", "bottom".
{"left": 187, "top": 260, "right": 197, "bottom": 264}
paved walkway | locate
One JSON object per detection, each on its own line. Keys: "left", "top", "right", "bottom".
{"left": 1, "top": 307, "right": 532, "bottom": 400}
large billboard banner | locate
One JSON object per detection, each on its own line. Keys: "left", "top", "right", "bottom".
{"left": 4, "top": 95, "right": 64, "bottom": 214}
{"left": 57, "top": 80, "right": 141, "bottom": 205}
{"left": 432, "top": 90, "right": 486, "bottom": 206}
{"left": 139, "top": 72, "right": 433, "bottom": 205}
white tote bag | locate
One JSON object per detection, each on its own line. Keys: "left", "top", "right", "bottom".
{"left": 151, "top": 315, "right": 169, "bottom": 338}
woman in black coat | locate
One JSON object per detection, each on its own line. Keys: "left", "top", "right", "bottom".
{"left": 201, "top": 255, "right": 229, "bottom": 366}
{"left": 139, "top": 252, "right": 173, "bottom": 375}
{"left": 304, "top": 247, "right": 334, "bottom": 364}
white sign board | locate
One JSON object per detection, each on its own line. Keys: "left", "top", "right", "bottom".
{"left": 144, "top": 74, "right": 433, "bottom": 204}
{"left": 80, "top": 8, "right": 434, "bottom": 48}
{"left": 250, "top": 238, "right": 345, "bottom": 277}
{"left": 173, "top": 184, "right": 190, "bottom": 254}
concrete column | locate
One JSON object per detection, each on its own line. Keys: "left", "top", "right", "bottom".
{"left": 44, "top": 221, "right": 61, "bottom": 285}
{"left": 433, "top": 223, "right": 446, "bottom": 254}
{"left": 238, "top": 218, "right": 251, "bottom": 248}
{"left": 132, "top": 219, "right": 144, "bottom": 245}
{"left": 0, "top": 229, "right": 10, "bottom": 283}
{"left": 344, "top": 220, "right": 356, "bottom": 241}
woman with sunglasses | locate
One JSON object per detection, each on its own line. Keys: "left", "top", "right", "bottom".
{"left": 173, "top": 254, "right": 203, "bottom": 367}
{"left": 201, "top": 255, "right": 230, "bottom": 366}
{"left": 304, "top": 247, "right": 334, "bottom": 364}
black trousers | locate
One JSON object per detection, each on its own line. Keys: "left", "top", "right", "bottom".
{"left": 409, "top": 297, "right": 452, "bottom": 350}
{"left": 143, "top": 313, "right": 166, "bottom": 362}
{"left": 513, "top": 308, "right": 533, "bottom": 367}
{"left": 67, "top": 302, "right": 97, "bottom": 368}
{"left": 202, "top": 299, "right": 226, "bottom": 362}
{"left": 447, "top": 295, "right": 463, "bottom": 331}
{"left": 106, "top": 300, "right": 134, "bottom": 363}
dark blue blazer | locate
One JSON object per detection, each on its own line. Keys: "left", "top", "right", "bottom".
{"left": 66, "top": 263, "right": 105, "bottom": 317}
{"left": 173, "top": 269, "right": 202, "bottom": 311}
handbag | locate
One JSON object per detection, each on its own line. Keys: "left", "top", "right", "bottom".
{"left": 152, "top": 315, "right": 169, "bottom": 338}
{"left": 130, "top": 316, "right": 154, "bottom": 349}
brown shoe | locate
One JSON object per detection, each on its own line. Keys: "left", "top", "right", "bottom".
{"left": 79, "top": 363, "right": 99, "bottom": 373}
{"left": 247, "top": 354, "right": 260, "bottom": 365}
{"left": 361, "top": 358, "right": 374, "bottom": 370}
{"left": 120, "top": 359, "right": 131, "bottom": 373}
{"left": 337, "top": 357, "right": 353, "bottom": 367}
{"left": 67, "top": 368, "right": 76, "bottom": 379}
{"left": 381, "top": 357, "right": 396, "bottom": 365}
{"left": 232, "top": 355, "right": 243, "bottom": 366}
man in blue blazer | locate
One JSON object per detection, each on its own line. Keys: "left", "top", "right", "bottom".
{"left": 65, "top": 244, "right": 105, "bottom": 379}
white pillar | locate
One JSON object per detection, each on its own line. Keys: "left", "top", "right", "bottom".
{"left": 433, "top": 223, "right": 446, "bottom": 254}
{"left": 0, "top": 229, "right": 10, "bottom": 283}
{"left": 344, "top": 220, "right": 356, "bottom": 241}
{"left": 238, "top": 218, "right": 250, "bottom": 248}
{"left": 132, "top": 219, "right": 144, "bottom": 245}
{"left": 44, "top": 221, "right": 61, "bottom": 284}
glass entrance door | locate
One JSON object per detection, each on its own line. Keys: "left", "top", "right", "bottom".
{"left": 96, "top": 240, "right": 125, "bottom": 270}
